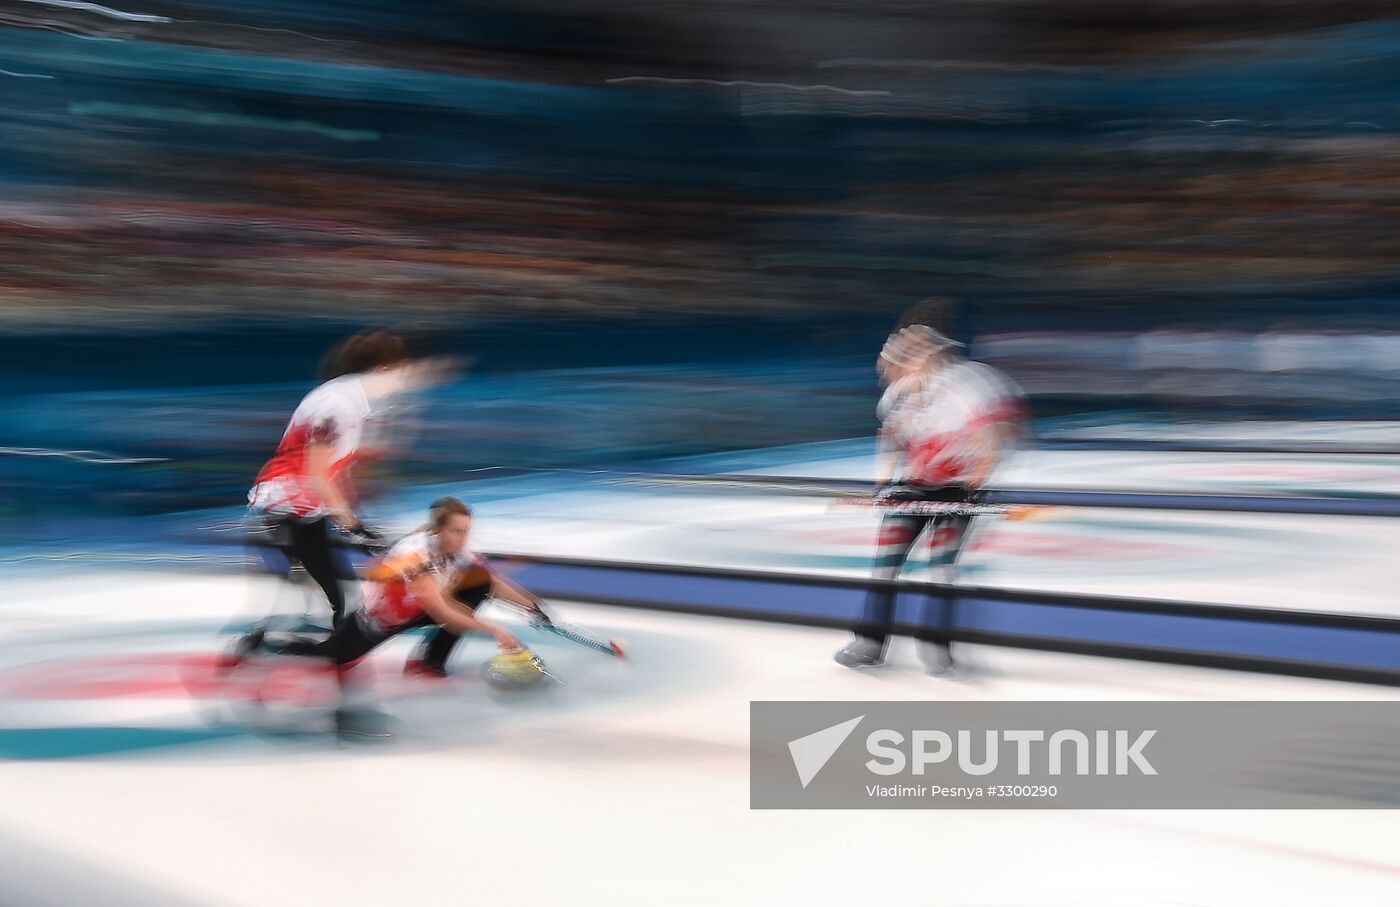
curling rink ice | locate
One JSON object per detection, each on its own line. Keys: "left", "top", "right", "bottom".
{"left": 1, "top": 570, "right": 1400, "bottom": 907}
{"left": 5, "top": 440, "right": 1400, "bottom": 905}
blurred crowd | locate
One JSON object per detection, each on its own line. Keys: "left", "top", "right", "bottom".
{"left": 979, "top": 329, "right": 1400, "bottom": 408}
{"left": 0, "top": 0, "right": 1397, "bottom": 325}
{"left": 3, "top": 0, "right": 1400, "bottom": 522}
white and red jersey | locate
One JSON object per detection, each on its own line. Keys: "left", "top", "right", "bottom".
{"left": 881, "top": 359, "right": 1024, "bottom": 486}
{"left": 248, "top": 375, "right": 374, "bottom": 518}
{"left": 358, "top": 530, "right": 489, "bottom": 634}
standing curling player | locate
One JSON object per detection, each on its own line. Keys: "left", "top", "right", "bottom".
{"left": 835, "top": 300, "right": 1024, "bottom": 673}
{"left": 247, "top": 330, "right": 425, "bottom": 629}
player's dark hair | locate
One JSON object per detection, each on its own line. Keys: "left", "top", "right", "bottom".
{"left": 429, "top": 496, "right": 472, "bottom": 530}
{"left": 320, "top": 330, "right": 409, "bottom": 379}
{"left": 896, "top": 297, "right": 961, "bottom": 335}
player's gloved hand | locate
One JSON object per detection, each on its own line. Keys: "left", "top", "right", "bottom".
{"left": 522, "top": 595, "right": 553, "bottom": 626}
{"left": 875, "top": 484, "right": 919, "bottom": 504}
{"left": 341, "top": 521, "right": 387, "bottom": 551}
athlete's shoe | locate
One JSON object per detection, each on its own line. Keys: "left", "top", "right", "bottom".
{"left": 334, "top": 707, "right": 394, "bottom": 739}
{"left": 218, "top": 625, "right": 266, "bottom": 670}
{"left": 924, "top": 641, "right": 957, "bottom": 669}
{"left": 924, "top": 646, "right": 981, "bottom": 680}
{"left": 403, "top": 659, "right": 450, "bottom": 680}
{"left": 923, "top": 649, "right": 957, "bottom": 677}
{"left": 834, "top": 637, "right": 885, "bottom": 668}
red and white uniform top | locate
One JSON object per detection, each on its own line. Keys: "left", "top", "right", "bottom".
{"left": 879, "top": 359, "right": 1024, "bottom": 486}
{"left": 359, "top": 530, "right": 489, "bottom": 634}
{"left": 248, "top": 375, "right": 374, "bottom": 518}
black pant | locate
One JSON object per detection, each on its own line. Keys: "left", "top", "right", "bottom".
{"left": 250, "top": 513, "right": 355, "bottom": 627}
{"left": 276, "top": 581, "right": 493, "bottom": 670}
{"left": 855, "top": 485, "right": 973, "bottom": 658}
{"left": 404, "top": 581, "right": 493, "bottom": 671}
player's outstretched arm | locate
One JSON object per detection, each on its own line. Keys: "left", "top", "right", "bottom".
{"left": 412, "top": 576, "right": 521, "bottom": 651}
{"left": 488, "top": 570, "right": 546, "bottom": 616}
